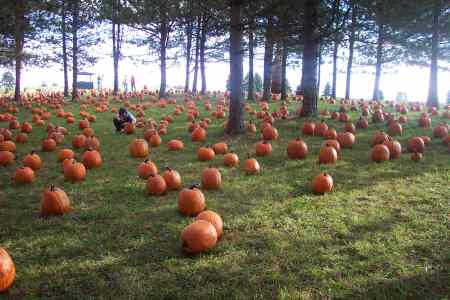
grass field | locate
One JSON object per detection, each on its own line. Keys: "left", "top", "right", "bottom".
{"left": 1, "top": 96, "right": 449, "bottom": 300}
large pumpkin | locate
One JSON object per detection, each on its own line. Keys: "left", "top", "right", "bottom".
{"left": 13, "top": 166, "right": 35, "bottom": 184}
{"left": 337, "top": 132, "right": 355, "bottom": 148}
{"left": 223, "top": 152, "right": 239, "bottom": 167}
{"left": 201, "top": 167, "right": 222, "bottom": 190}
{"left": 0, "top": 248, "right": 16, "bottom": 293}
{"left": 82, "top": 150, "right": 102, "bottom": 169}
{"left": 40, "top": 185, "right": 72, "bottom": 217}
{"left": 255, "top": 141, "right": 272, "bottom": 157}
{"left": 384, "top": 139, "right": 402, "bottom": 159}
{"left": 146, "top": 174, "right": 167, "bottom": 195}
{"left": 64, "top": 161, "right": 86, "bottom": 182}
{"left": 243, "top": 158, "right": 260, "bottom": 175}
{"left": 318, "top": 146, "right": 338, "bottom": 164}
{"left": 196, "top": 210, "right": 223, "bottom": 238}
{"left": 407, "top": 137, "right": 425, "bottom": 153}
{"left": 137, "top": 159, "right": 158, "bottom": 179}
{"left": 181, "top": 220, "right": 218, "bottom": 253}
{"left": 287, "top": 138, "right": 308, "bottom": 159}
{"left": 129, "top": 139, "right": 149, "bottom": 158}
{"left": 191, "top": 127, "right": 207, "bottom": 142}
{"left": 262, "top": 125, "right": 279, "bottom": 140}
{"left": 178, "top": 186, "right": 206, "bottom": 216}
{"left": 371, "top": 144, "right": 390, "bottom": 162}
{"left": 197, "top": 147, "right": 215, "bottom": 161}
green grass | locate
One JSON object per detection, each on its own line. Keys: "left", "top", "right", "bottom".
{"left": 1, "top": 96, "right": 449, "bottom": 300}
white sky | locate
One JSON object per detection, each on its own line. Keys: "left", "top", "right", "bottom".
{"left": 11, "top": 50, "right": 450, "bottom": 103}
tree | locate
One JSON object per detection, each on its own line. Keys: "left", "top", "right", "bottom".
{"left": 345, "top": 0, "right": 358, "bottom": 99}
{"left": 323, "top": 81, "right": 331, "bottom": 97}
{"left": 1, "top": 71, "right": 15, "bottom": 92}
{"left": 447, "top": 90, "right": 450, "bottom": 105}
{"left": 395, "top": 91, "right": 408, "bottom": 102}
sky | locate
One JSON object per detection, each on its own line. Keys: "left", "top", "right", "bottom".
{"left": 8, "top": 49, "right": 450, "bottom": 103}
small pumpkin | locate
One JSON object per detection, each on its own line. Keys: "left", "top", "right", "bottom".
{"left": 15, "top": 133, "right": 28, "bottom": 143}
{"left": 0, "top": 248, "right": 16, "bottom": 293}
{"left": 137, "top": 159, "right": 158, "bottom": 179}
{"left": 411, "top": 152, "right": 423, "bottom": 162}
{"left": 312, "top": 173, "right": 333, "bottom": 194}
{"left": 57, "top": 149, "right": 75, "bottom": 162}
{"left": 243, "top": 158, "right": 260, "bottom": 175}
{"left": 124, "top": 122, "right": 135, "bottom": 134}
{"left": 201, "top": 167, "right": 222, "bottom": 190}
{"left": 72, "top": 134, "right": 87, "bottom": 149}
{"left": 337, "top": 132, "right": 355, "bottom": 148}
{"left": 13, "top": 166, "right": 35, "bottom": 184}
{"left": 371, "top": 144, "right": 390, "bottom": 162}
{"left": 191, "top": 127, "right": 207, "bottom": 142}
{"left": 255, "top": 141, "right": 272, "bottom": 157}
{"left": 0, "top": 151, "right": 15, "bottom": 167}
{"left": 383, "top": 139, "right": 402, "bottom": 159}
{"left": 64, "top": 161, "right": 86, "bottom": 182}
{"left": 129, "top": 139, "right": 149, "bottom": 158}
{"left": 262, "top": 125, "right": 279, "bottom": 140}
{"left": 212, "top": 142, "right": 228, "bottom": 155}
{"left": 181, "top": 220, "right": 218, "bottom": 253}
{"left": 40, "top": 185, "right": 72, "bottom": 217}
{"left": 318, "top": 146, "right": 338, "bottom": 164}
{"left": 146, "top": 174, "right": 167, "bottom": 195}
{"left": 167, "top": 139, "right": 184, "bottom": 151}
{"left": 0, "top": 141, "right": 16, "bottom": 152}
{"left": 42, "top": 138, "right": 57, "bottom": 152}
{"left": 162, "top": 167, "right": 182, "bottom": 190}
{"left": 178, "top": 185, "right": 206, "bottom": 216}
{"left": 323, "top": 140, "right": 341, "bottom": 153}
{"left": 407, "top": 137, "right": 425, "bottom": 153}
{"left": 223, "top": 152, "right": 239, "bottom": 167}
{"left": 149, "top": 134, "right": 162, "bottom": 147}
{"left": 23, "top": 151, "right": 42, "bottom": 171}
{"left": 287, "top": 138, "right": 308, "bottom": 159}
{"left": 302, "top": 122, "right": 315, "bottom": 136}
{"left": 82, "top": 149, "right": 102, "bottom": 169}
{"left": 197, "top": 147, "right": 215, "bottom": 161}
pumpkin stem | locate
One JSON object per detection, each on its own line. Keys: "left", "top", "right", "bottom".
{"left": 189, "top": 183, "right": 200, "bottom": 189}
{"left": 50, "top": 185, "right": 55, "bottom": 191}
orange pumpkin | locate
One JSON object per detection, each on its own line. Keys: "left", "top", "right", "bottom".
{"left": 137, "top": 159, "right": 158, "bottom": 179}
{"left": 124, "top": 122, "right": 135, "bottom": 134}
{"left": 287, "top": 138, "right": 308, "bottom": 159}
{"left": 13, "top": 166, "right": 35, "bottom": 184}
{"left": 302, "top": 121, "right": 315, "bottom": 136}
{"left": 318, "top": 146, "right": 338, "bottom": 164}
{"left": 197, "top": 147, "right": 215, "bottom": 161}
{"left": 64, "top": 161, "right": 86, "bottom": 182}
{"left": 72, "top": 134, "right": 87, "bottom": 149}
{"left": 149, "top": 134, "right": 162, "bottom": 147}
{"left": 312, "top": 173, "right": 333, "bottom": 194}
{"left": 162, "top": 167, "right": 182, "bottom": 190}
{"left": 146, "top": 174, "right": 167, "bottom": 195}
{"left": 167, "top": 139, "right": 184, "bottom": 151}
{"left": 212, "top": 142, "right": 228, "bottom": 155}
{"left": 0, "top": 141, "right": 16, "bottom": 152}
{"left": 15, "top": 133, "right": 28, "bottom": 143}
{"left": 407, "top": 137, "right": 425, "bottom": 153}
{"left": 243, "top": 158, "right": 260, "bottom": 175}
{"left": 191, "top": 127, "right": 207, "bottom": 142}
{"left": 181, "top": 220, "right": 218, "bottom": 253}
{"left": 129, "top": 139, "right": 149, "bottom": 158}
{"left": 23, "top": 151, "right": 42, "bottom": 171}
{"left": 337, "top": 132, "right": 355, "bottom": 148}
{"left": 255, "top": 141, "right": 272, "bottom": 157}
{"left": 0, "top": 248, "right": 16, "bottom": 293}
{"left": 57, "top": 149, "right": 75, "bottom": 162}
{"left": 0, "top": 151, "right": 15, "bottom": 167}
{"left": 178, "top": 186, "right": 206, "bottom": 216}
{"left": 223, "top": 152, "right": 239, "bottom": 167}
{"left": 384, "top": 139, "right": 402, "bottom": 159}
{"left": 262, "top": 125, "right": 279, "bottom": 140}
{"left": 323, "top": 140, "right": 341, "bottom": 153}
{"left": 82, "top": 149, "right": 102, "bottom": 169}
{"left": 40, "top": 185, "right": 72, "bottom": 217}
{"left": 371, "top": 144, "right": 390, "bottom": 162}
{"left": 201, "top": 167, "right": 221, "bottom": 190}
{"left": 196, "top": 210, "right": 223, "bottom": 238}
{"left": 42, "top": 138, "right": 57, "bottom": 152}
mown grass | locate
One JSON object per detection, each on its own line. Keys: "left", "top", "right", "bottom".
{"left": 0, "top": 96, "right": 449, "bottom": 300}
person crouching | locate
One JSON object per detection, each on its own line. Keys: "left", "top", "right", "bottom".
{"left": 114, "top": 107, "right": 136, "bottom": 133}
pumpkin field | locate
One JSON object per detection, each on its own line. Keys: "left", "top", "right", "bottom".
{"left": 0, "top": 93, "right": 449, "bottom": 299}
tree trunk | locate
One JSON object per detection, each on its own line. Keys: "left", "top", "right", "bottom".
{"left": 247, "top": 22, "right": 255, "bottom": 101}
{"left": 426, "top": 0, "right": 440, "bottom": 108}
{"left": 332, "top": 39, "right": 338, "bottom": 98}
{"left": 200, "top": 15, "right": 207, "bottom": 95}
{"left": 159, "top": 19, "right": 168, "bottom": 99}
{"left": 262, "top": 16, "right": 274, "bottom": 101}
{"left": 192, "top": 16, "right": 201, "bottom": 93}
{"left": 281, "top": 40, "right": 288, "bottom": 101}
{"left": 62, "top": 0, "right": 69, "bottom": 97}
{"left": 184, "top": 14, "right": 193, "bottom": 93}
{"left": 301, "top": 0, "right": 320, "bottom": 116}
{"left": 317, "top": 43, "right": 322, "bottom": 97}
{"left": 345, "top": 1, "right": 357, "bottom": 100}
{"left": 372, "top": 21, "right": 384, "bottom": 101}
{"left": 227, "top": 0, "right": 245, "bottom": 134}
{"left": 71, "top": 0, "right": 79, "bottom": 101}
{"left": 271, "top": 45, "right": 282, "bottom": 94}
{"left": 14, "top": 0, "right": 25, "bottom": 102}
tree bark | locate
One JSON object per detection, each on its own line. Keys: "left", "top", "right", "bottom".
{"left": 71, "top": 0, "right": 79, "bottom": 101}
{"left": 332, "top": 39, "right": 338, "bottom": 98}
{"left": 281, "top": 40, "right": 288, "bottom": 101}
{"left": 271, "top": 45, "right": 282, "bottom": 94}
{"left": 62, "top": 0, "right": 69, "bottom": 97}
{"left": 426, "top": 0, "right": 440, "bottom": 108}
{"left": 262, "top": 16, "right": 274, "bottom": 101}
{"left": 14, "top": 0, "right": 25, "bottom": 102}
{"left": 345, "top": 1, "right": 357, "bottom": 100}
{"left": 317, "top": 43, "right": 322, "bottom": 97}
{"left": 192, "top": 16, "right": 201, "bottom": 93}
{"left": 227, "top": 0, "right": 245, "bottom": 134}
{"left": 247, "top": 21, "right": 255, "bottom": 101}
{"left": 184, "top": 10, "right": 193, "bottom": 93}
{"left": 200, "top": 15, "right": 207, "bottom": 95}
{"left": 301, "top": 0, "right": 320, "bottom": 116}
{"left": 112, "top": 0, "right": 120, "bottom": 95}
{"left": 372, "top": 21, "right": 384, "bottom": 101}
{"left": 159, "top": 19, "right": 168, "bottom": 98}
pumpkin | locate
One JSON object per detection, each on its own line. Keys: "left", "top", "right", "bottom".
{"left": 371, "top": 144, "right": 390, "bottom": 162}
{"left": 64, "top": 161, "right": 86, "bottom": 182}
{"left": 411, "top": 152, "right": 423, "bottom": 161}
{"left": 40, "top": 185, "right": 72, "bottom": 217}
{"left": 162, "top": 167, "right": 182, "bottom": 190}
{"left": 57, "top": 149, "right": 75, "bottom": 162}
{"left": 356, "top": 117, "right": 369, "bottom": 129}
{"left": 167, "top": 139, "right": 184, "bottom": 151}
{"left": 181, "top": 220, "right": 217, "bottom": 253}
{"left": 124, "top": 122, "right": 135, "bottom": 134}
{"left": 42, "top": 138, "right": 57, "bottom": 152}
{"left": 223, "top": 152, "right": 239, "bottom": 167}
{"left": 0, "top": 248, "right": 16, "bottom": 293}
{"left": 383, "top": 139, "right": 402, "bottom": 159}
{"left": 23, "top": 151, "right": 42, "bottom": 171}
{"left": 82, "top": 150, "right": 102, "bottom": 169}
{"left": 407, "top": 137, "right": 425, "bottom": 153}
{"left": 196, "top": 210, "right": 223, "bottom": 238}
{"left": 243, "top": 158, "right": 260, "bottom": 175}
{"left": 13, "top": 166, "right": 35, "bottom": 184}
{"left": 371, "top": 131, "right": 390, "bottom": 146}
{"left": 318, "top": 146, "right": 338, "bottom": 164}
{"left": 85, "top": 136, "right": 101, "bottom": 150}
{"left": 15, "top": 133, "right": 28, "bottom": 143}
{"left": 149, "top": 134, "right": 162, "bottom": 147}
{"left": 324, "top": 128, "right": 337, "bottom": 140}
{"left": 262, "top": 125, "right": 279, "bottom": 140}
{"left": 201, "top": 167, "right": 222, "bottom": 190}
{"left": 191, "top": 127, "right": 207, "bottom": 142}
{"left": 0, "top": 151, "right": 15, "bottom": 167}
{"left": 212, "top": 142, "right": 228, "bottom": 155}
{"left": 420, "top": 136, "right": 431, "bottom": 145}
{"left": 287, "top": 138, "right": 308, "bottom": 159}
{"left": 312, "top": 173, "right": 333, "bottom": 194}
{"left": 20, "top": 121, "right": 32, "bottom": 133}
{"left": 255, "top": 141, "right": 272, "bottom": 157}
{"left": 197, "top": 147, "right": 215, "bottom": 161}
{"left": 433, "top": 124, "right": 448, "bottom": 138}
{"left": 0, "top": 141, "right": 16, "bottom": 152}
{"left": 337, "top": 132, "right": 355, "bottom": 148}
{"left": 137, "top": 159, "right": 158, "bottom": 179}
{"left": 72, "top": 134, "right": 87, "bottom": 149}
{"left": 82, "top": 127, "right": 94, "bottom": 137}
{"left": 178, "top": 186, "right": 206, "bottom": 216}
{"left": 388, "top": 122, "right": 403, "bottom": 136}
{"left": 314, "top": 121, "right": 328, "bottom": 136}
{"left": 62, "top": 158, "right": 76, "bottom": 173}
{"left": 129, "top": 139, "right": 149, "bottom": 158}
{"left": 302, "top": 122, "right": 315, "bottom": 136}
{"left": 418, "top": 116, "right": 431, "bottom": 128}
{"left": 146, "top": 174, "right": 167, "bottom": 195}
{"left": 78, "top": 119, "right": 90, "bottom": 129}
{"left": 323, "top": 140, "right": 341, "bottom": 153}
